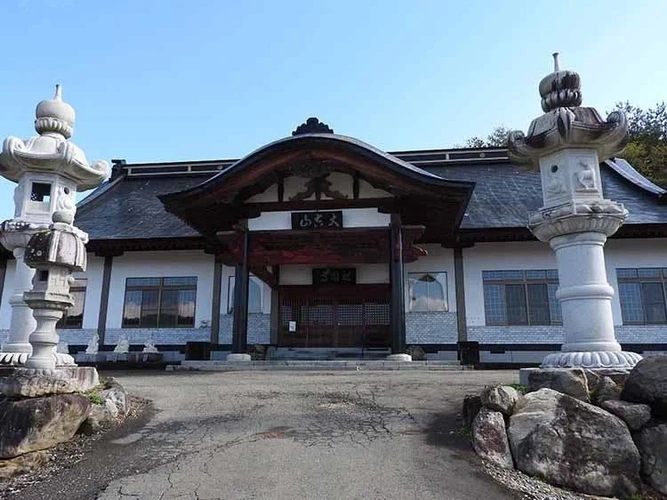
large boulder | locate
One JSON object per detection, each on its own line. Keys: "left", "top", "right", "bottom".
{"left": 600, "top": 400, "right": 651, "bottom": 432}
{"left": 527, "top": 368, "right": 590, "bottom": 402}
{"left": 622, "top": 355, "right": 667, "bottom": 418}
{"left": 0, "top": 367, "right": 99, "bottom": 398}
{"left": 101, "top": 378, "right": 129, "bottom": 417}
{"left": 461, "top": 394, "right": 482, "bottom": 429}
{"left": 0, "top": 394, "right": 91, "bottom": 458}
{"left": 471, "top": 407, "right": 513, "bottom": 469}
{"left": 508, "top": 388, "right": 641, "bottom": 498}
{"left": 595, "top": 376, "right": 622, "bottom": 404}
{"left": 79, "top": 402, "right": 116, "bottom": 435}
{"left": 480, "top": 386, "right": 521, "bottom": 416}
{"left": 0, "top": 450, "right": 50, "bottom": 480}
{"left": 637, "top": 422, "right": 667, "bottom": 494}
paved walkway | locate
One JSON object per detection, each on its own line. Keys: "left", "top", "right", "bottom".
{"left": 13, "top": 370, "right": 520, "bottom": 500}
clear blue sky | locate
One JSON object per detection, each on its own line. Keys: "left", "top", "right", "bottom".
{"left": 0, "top": 0, "right": 665, "bottom": 219}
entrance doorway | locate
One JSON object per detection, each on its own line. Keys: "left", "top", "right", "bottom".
{"left": 278, "top": 284, "right": 390, "bottom": 348}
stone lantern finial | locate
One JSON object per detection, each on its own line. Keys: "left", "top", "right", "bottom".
{"left": 538, "top": 52, "right": 582, "bottom": 113}
{"left": 35, "top": 84, "right": 76, "bottom": 139}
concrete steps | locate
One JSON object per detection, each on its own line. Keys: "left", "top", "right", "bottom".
{"left": 172, "top": 360, "right": 466, "bottom": 372}
{"left": 269, "top": 347, "right": 391, "bottom": 360}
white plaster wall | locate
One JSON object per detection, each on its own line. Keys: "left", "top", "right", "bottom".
{"left": 106, "top": 251, "right": 215, "bottom": 329}
{"left": 463, "top": 242, "right": 558, "bottom": 326}
{"left": 404, "top": 245, "right": 456, "bottom": 313}
{"left": 246, "top": 184, "right": 278, "bottom": 203}
{"left": 359, "top": 179, "right": 390, "bottom": 198}
{"left": 606, "top": 238, "right": 667, "bottom": 326}
{"left": 77, "top": 255, "right": 104, "bottom": 329}
{"left": 325, "top": 172, "right": 353, "bottom": 196}
{"left": 282, "top": 172, "right": 355, "bottom": 201}
{"left": 248, "top": 208, "right": 390, "bottom": 231}
{"left": 0, "top": 259, "right": 16, "bottom": 330}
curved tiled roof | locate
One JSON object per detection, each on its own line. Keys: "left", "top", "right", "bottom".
{"left": 159, "top": 133, "right": 473, "bottom": 208}
{"left": 75, "top": 146, "right": 667, "bottom": 242}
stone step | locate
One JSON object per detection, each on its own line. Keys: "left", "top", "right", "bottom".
{"left": 172, "top": 360, "right": 466, "bottom": 372}
{"left": 270, "top": 347, "right": 391, "bottom": 360}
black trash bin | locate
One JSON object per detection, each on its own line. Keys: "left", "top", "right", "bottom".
{"left": 457, "top": 341, "right": 480, "bottom": 366}
{"left": 185, "top": 341, "right": 211, "bottom": 361}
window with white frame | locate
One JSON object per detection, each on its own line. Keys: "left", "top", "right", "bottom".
{"left": 227, "top": 276, "right": 263, "bottom": 314}
{"left": 122, "top": 277, "right": 197, "bottom": 328}
{"left": 617, "top": 268, "right": 667, "bottom": 324}
{"left": 483, "top": 270, "right": 561, "bottom": 326}
{"left": 56, "top": 278, "right": 87, "bottom": 329}
{"left": 408, "top": 272, "right": 448, "bottom": 312}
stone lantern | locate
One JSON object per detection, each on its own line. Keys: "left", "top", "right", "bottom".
{"left": 509, "top": 54, "right": 642, "bottom": 369}
{"left": 23, "top": 221, "right": 88, "bottom": 369}
{"left": 0, "top": 86, "right": 108, "bottom": 365}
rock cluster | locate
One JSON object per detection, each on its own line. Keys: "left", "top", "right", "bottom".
{"left": 466, "top": 355, "right": 667, "bottom": 498}
{"left": 80, "top": 378, "right": 130, "bottom": 434}
{"left": 0, "top": 371, "right": 129, "bottom": 478}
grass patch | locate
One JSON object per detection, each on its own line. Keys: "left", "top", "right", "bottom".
{"left": 87, "top": 391, "right": 102, "bottom": 405}
{"left": 508, "top": 383, "right": 528, "bottom": 395}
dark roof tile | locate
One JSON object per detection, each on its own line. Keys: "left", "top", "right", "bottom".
{"left": 75, "top": 156, "right": 667, "bottom": 240}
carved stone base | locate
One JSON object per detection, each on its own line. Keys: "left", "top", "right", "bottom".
{"left": 0, "top": 352, "right": 30, "bottom": 366}
{"left": 226, "top": 353, "right": 251, "bottom": 362}
{"left": 55, "top": 353, "right": 76, "bottom": 367}
{"left": 541, "top": 351, "right": 642, "bottom": 370}
{"left": 386, "top": 353, "right": 412, "bottom": 362}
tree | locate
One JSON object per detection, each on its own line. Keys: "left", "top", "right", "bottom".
{"left": 611, "top": 101, "right": 667, "bottom": 187}
{"left": 464, "top": 125, "right": 511, "bottom": 148}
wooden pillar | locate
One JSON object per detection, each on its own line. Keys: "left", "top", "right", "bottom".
{"left": 269, "top": 265, "right": 280, "bottom": 345}
{"left": 96, "top": 252, "right": 121, "bottom": 348}
{"left": 231, "top": 230, "right": 250, "bottom": 353}
{"left": 454, "top": 246, "right": 468, "bottom": 343}
{"left": 210, "top": 256, "right": 223, "bottom": 345}
{"left": 389, "top": 216, "right": 406, "bottom": 354}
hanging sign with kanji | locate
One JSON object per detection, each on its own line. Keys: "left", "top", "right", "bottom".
{"left": 312, "top": 268, "right": 357, "bottom": 285}
{"left": 291, "top": 211, "right": 343, "bottom": 230}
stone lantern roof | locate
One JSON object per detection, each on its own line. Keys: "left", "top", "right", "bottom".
{"left": 508, "top": 53, "right": 629, "bottom": 166}
{"left": 0, "top": 86, "right": 108, "bottom": 190}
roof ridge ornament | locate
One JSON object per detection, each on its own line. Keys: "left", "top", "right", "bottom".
{"left": 292, "top": 117, "right": 334, "bottom": 136}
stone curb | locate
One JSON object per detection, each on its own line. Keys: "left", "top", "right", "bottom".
{"left": 171, "top": 360, "right": 468, "bottom": 372}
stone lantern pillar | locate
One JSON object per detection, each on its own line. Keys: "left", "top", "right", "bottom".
{"left": 508, "top": 54, "right": 642, "bottom": 369}
{"left": 23, "top": 222, "right": 88, "bottom": 370}
{"left": 0, "top": 86, "right": 108, "bottom": 365}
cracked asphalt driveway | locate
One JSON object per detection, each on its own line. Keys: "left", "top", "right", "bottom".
{"left": 14, "top": 370, "right": 520, "bottom": 500}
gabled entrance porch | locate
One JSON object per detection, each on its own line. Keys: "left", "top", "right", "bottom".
{"left": 159, "top": 120, "right": 475, "bottom": 360}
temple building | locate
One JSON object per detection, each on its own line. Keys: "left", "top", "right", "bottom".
{"left": 1, "top": 59, "right": 666, "bottom": 364}
{"left": 0, "top": 115, "right": 665, "bottom": 363}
